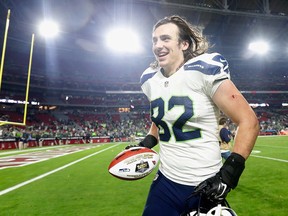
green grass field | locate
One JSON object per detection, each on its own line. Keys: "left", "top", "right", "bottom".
{"left": 0, "top": 136, "right": 287, "bottom": 216}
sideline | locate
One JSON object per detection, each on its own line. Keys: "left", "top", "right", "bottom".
{"left": 0, "top": 143, "right": 120, "bottom": 196}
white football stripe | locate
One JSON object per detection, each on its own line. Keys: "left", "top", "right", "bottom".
{"left": 0, "top": 144, "right": 120, "bottom": 196}
{"left": 251, "top": 155, "right": 288, "bottom": 163}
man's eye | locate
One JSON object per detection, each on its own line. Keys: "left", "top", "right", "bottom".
{"left": 161, "top": 36, "right": 170, "bottom": 41}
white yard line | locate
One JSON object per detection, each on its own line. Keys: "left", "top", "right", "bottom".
{"left": 251, "top": 154, "right": 288, "bottom": 163}
{"left": 254, "top": 145, "right": 288, "bottom": 149}
{"left": 0, "top": 144, "right": 120, "bottom": 196}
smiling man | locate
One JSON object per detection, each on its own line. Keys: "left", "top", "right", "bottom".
{"left": 134, "top": 15, "right": 260, "bottom": 215}
{"left": 152, "top": 22, "right": 189, "bottom": 77}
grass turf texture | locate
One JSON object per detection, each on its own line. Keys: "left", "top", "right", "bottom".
{"left": 0, "top": 136, "right": 287, "bottom": 216}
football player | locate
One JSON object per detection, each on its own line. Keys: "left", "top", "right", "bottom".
{"left": 129, "top": 15, "right": 259, "bottom": 215}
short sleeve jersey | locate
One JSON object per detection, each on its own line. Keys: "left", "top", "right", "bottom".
{"left": 140, "top": 53, "right": 230, "bottom": 186}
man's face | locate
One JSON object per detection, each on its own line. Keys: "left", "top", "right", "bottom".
{"left": 152, "top": 23, "right": 187, "bottom": 72}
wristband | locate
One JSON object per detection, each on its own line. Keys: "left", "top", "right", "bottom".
{"left": 220, "top": 152, "right": 245, "bottom": 189}
{"left": 139, "top": 134, "right": 158, "bottom": 149}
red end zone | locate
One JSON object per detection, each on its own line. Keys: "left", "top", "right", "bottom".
{"left": 0, "top": 146, "right": 97, "bottom": 170}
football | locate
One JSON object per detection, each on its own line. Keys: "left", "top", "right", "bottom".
{"left": 108, "top": 146, "right": 159, "bottom": 180}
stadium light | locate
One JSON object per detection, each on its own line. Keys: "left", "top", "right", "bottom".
{"left": 249, "top": 103, "right": 270, "bottom": 108}
{"left": 39, "top": 20, "right": 59, "bottom": 38}
{"left": 248, "top": 40, "right": 269, "bottom": 55}
{"left": 105, "top": 27, "right": 142, "bottom": 53}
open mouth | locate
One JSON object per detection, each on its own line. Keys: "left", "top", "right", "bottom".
{"left": 157, "top": 52, "right": 168, "bottom": 60}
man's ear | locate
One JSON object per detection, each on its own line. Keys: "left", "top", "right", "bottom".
{"left": 182, "top": 40, "right": 190, "bottom": 51}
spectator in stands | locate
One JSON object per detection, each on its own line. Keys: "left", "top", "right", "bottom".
{"left": 55, "top": 130, "right": 62, "bottom": 145}
{"left": 20, "top": 129, "right": 30, "bottom": 150}
{"left": 85, "top": 131, "right": 91, "bottom": 143}
{"left": 129, "top": 15, "right": 260, "bottom": 215}
{"left": 35, "top": 130, "right": 41, "bottom": 147}
{"left": 14, "top": 128, "right": 22, "bottom": 149}
{"left": 218, "top": 117, "right": 232, "bottom": 160}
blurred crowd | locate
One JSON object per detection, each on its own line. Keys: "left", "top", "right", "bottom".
{"left": 0, "top": 110, "right": 151, "bottom": 142}
{"left": 0, "top": 108, "right": 287, "bottom": 142}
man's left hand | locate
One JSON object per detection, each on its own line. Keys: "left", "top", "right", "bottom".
{"left": 194, "top": 173, "right": 231, "bottom": 203}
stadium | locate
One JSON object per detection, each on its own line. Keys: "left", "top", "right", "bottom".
{"left": 0, "top": 0, "right": 287, "bottom": 215}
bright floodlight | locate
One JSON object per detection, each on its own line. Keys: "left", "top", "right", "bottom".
{"left": 248, "top": 41, "right": 269, "bottom": 55}
{"left": 106, "top": 27, "right": 142, "bottom": 53}
{"left": 39, "top": 20, "right": 59, "bottom": 38}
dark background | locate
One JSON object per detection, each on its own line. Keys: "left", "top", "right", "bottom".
{"left": 0, "top": 0, "right": 287, "bottom": 109}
